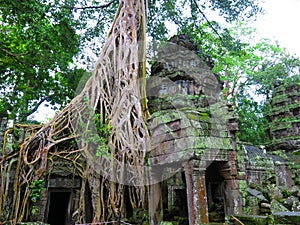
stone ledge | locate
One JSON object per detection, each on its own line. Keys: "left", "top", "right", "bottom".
{"left": 273, "top": 211, "right": 300, "bottom": 224}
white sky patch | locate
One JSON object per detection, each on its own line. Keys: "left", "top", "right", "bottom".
{"left": 29, "top": 102, "right": 58, "bottom": 123}
{"left": 251, "top": 0, "right": 300, "bottom": 57}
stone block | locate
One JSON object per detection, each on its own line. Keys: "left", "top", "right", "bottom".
{"left": 231, "top": 215, "right": 269, "bottom": 225}
{"left": 273, "top": 211, "right": 300, "bottom": 224}
{"left": 224, "top": 180, "right": 240, "bottom": 190}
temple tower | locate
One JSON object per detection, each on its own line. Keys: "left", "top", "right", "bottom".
{"left": 266, "top": 79, "right": 300, "bottom": 187}
{"left": 146, "top": 35, "right": 241, "bottom": 224}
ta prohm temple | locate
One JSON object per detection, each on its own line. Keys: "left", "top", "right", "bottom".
{"left": 1, "top": 1, "right": 300, "bottom": 225}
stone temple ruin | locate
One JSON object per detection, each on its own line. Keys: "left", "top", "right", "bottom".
{"left": 145, "top": 35, "right": 300, "bottom": 224}
{"left": 1, "top": 35, "right": 300, "bottom": 225}
{"left": 146, "top": 35, "right": 241, "bottom": 224}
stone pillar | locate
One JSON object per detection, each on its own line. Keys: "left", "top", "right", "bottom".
{"left": 149, "top": 182, "right": 162, "bottom": 225}
{"left": 275, "top": 164, "right": 293, "bottom": 188}
{"left": 196, "top": 168, "right": 209, "bottom": 224}
{"left": 184, "top": 161, "right": 209, "bottom": 225}
{"left": 222, "top": 151, "right": 244, "bottom": 215}
{"left": 184, "top": 162, "right": 196, "bottom": 224}
{"left": 223, "top": 179, "right": 243, "bottom": 215}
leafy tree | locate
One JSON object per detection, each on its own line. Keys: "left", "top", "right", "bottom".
{"left": 0, "top": 0, "right": 84, "bottom": 122}
{"left": 0, "top": 0, "right": 264, "bottom": 122}
{"left": 231, "top": 27, "right": 300, "bottom": 145}
{"left": 235, "top": 94, "right": 269, "bottom": 145}
{"left": 146, "top": 0, "right": 263, "bottom": 39}
{"left": 244, "top": 39, "right": 300, "bottom": 99}
{"left": 188, "top": 22, "right": 300, "bottom": 145}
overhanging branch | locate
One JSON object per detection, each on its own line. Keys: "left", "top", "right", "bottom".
{"left": 26, "top": 94, "right": 55, "bottom": 118}
{"left": 1, "top": 48, "right": 28, "bottom": 57}
{"left": 66, "top": 0, "right": 117, "bottom": 10}
{"left": 192, "top": 0, "right": 223, "bottom": 41}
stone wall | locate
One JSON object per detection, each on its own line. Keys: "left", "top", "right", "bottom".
{"left": 265, "top": 79, "right": 300, "bottom": 198}
{"left": 146, "top": 35, "right": 242, "bottom": 224}
{"left": 233, "top": 79, "right": 300, "bottom": 222}
{"left": 266, "top": 81, "right": 300, "bottom": 152}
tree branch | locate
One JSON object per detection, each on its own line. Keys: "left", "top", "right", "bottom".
{"left": 192, "top": 0, "right": 223, "bottom": 41}
{"left": 26, "top": 94, "right": 55, "bottom": 118}
{"left": 1, "top": 48, "right": 28, "bottom": 57}
{"left": 1, "top": 48, "right": 36, "bottom": 68}
{"left": 67, "top": 0, "right": 117, "bottom": 10}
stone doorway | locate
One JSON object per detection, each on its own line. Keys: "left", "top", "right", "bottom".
{"left": 161, "top": 172, "right": 189, "bottom": 224}
{"left": 46, "top": 190, "right": 71, "bottom": 225}
{"left": 205, "top": 161, "right": 226, "bottom": 223}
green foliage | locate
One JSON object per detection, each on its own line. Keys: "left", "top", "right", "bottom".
{"left": 12, "top": 127, "right": 21, "bottom": 151}
{"left": 160, "top": 222, "right": 174, "bottom": 225}
{"left": 0, "top": 0, "right": 265, "bottom": 123}
{"left": 209, "top": 0, "right": 263, "bottom": 22}
{"left": 246, "top": 41, "right": 300, "bottom": 99}
{"left": 0, "top": 0, "right": 83, "bottom": 122}
{"left": 145, "top": 0, "right": 263, "bottom": 65}
{"left": 29, "top": 179, "right": 46, "bottom": 203}
{"left": 236, "top": 96, "right": 268, "bottom": 145}
{"left": 94, "top": 113, "right": 111, "bottom": 137}
{"left": 93, "top": 113, "right": 112, "bottom": 157}
{"left": 185, "top": 22, "right": 300, "bottom": 145}
{"left": 0, "top": 0, "right": 266, "bottom": 124}
{"left": 12, "top": 143, "right": 20, "bottom": 151}
{"left": 12, "top": 127, "right": 21, "bottom": 139}
{"left": 31, "top": 205, "right": 39, "bottom": 217}
{"left": 81, "top": 112, "right": 112, "bottom": 157}
{"left": 146, "top": 0, "right": 263, "bottom": 39}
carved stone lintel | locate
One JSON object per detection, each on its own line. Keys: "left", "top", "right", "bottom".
{"left": 48, "top": 177, "right": 81, "bottom": 189}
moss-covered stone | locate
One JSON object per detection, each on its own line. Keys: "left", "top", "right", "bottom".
{"left": 232, "top": 215, "right": 270, "bottom": 225}
{"left": 270, "top": 200, "right": 289, "bottom": 213}
{"left": 273, "top": 211, "right": 300, "bottom": 224}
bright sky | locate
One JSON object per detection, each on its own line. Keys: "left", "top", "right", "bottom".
{"left": 252, "top": 0, "right": 300, "bottom": 57}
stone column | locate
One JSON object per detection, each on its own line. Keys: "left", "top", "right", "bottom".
{"left": 197, "top": 169, "right": 209, "bottom": 224}
{"left": 149, "top": 182, "right": 163, "bottom": 225}
{"left": 184, "top": 162, "right": 196, "bottom": 224}
{"left": 223, "top": 179, "right": 243, "bottom": 215}
{"left": 222, "top": 152, "right": 244, "bottom": 215}
{"left": 149, "top": 166, "right": 163, "bottom": 225}
{"left": 184, "top": 161, "right": 209, "bottom": 225}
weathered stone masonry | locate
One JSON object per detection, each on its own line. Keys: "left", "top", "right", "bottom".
{"left": 146, "top": 35, "right": 242, "bottom": 224}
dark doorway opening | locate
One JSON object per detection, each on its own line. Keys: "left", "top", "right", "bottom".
{"left": 206, "top": 162, "right": 226, "bottom": 223}
{"left": 163, "top": 172, "right": 189, "bottom": 224}
{"left": 47, "top": 191, "right": 70, "bottom": 225}
{"left": 173, "top": 188, "right": 188, "bottom": 217}
{"left": 84, "top": 183, "right": 94, "bottom": 222}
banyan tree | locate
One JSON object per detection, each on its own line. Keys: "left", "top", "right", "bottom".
{"left": 1, "top": 0, "right": 150, "bottom": 223}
